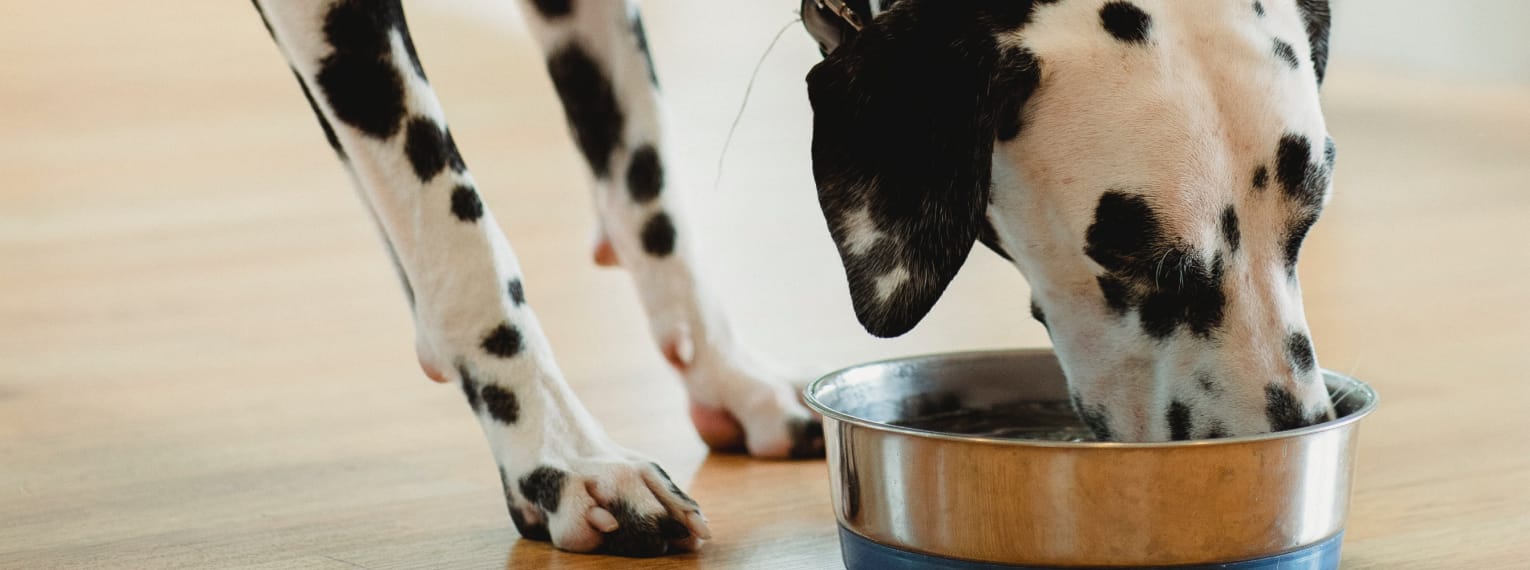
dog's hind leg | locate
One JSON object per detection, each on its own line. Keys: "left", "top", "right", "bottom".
{"left": 252, "top": 0, "right": 708, "bottom": 556}
{"left": 515, "top": 1, "right": 824, "bottom": 460}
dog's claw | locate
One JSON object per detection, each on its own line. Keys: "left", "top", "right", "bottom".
{"left": 588, "top": 506, "right": 620, "bottom": 532}
{"left": 686, "top": 512, "right": 712, "bottom": 540}
{"left": 501, "top": 458, "right": 705, "bottom": 557}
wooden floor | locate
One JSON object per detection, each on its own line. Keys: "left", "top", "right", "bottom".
{"left": 3, "top": 2, "right": 1528, "bottom": 568}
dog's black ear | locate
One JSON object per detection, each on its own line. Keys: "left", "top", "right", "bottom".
{"left": 1295, "top": 0, "right": 1331, "bottom": 85}
{"left": 806, "top": 1, "right": 1039, "bottom": 337}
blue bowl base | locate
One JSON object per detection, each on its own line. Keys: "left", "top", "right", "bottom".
{"left": 838, "top": 526, "right": 1342, "bottom": 570}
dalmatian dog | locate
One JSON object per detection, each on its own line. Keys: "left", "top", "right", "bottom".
{"left": 252, "top": 0, "right": 1335, "bottom": 558}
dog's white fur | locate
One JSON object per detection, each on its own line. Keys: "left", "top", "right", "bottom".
{"left": 989, "top": 0, "right": 1334, "bottom": 440}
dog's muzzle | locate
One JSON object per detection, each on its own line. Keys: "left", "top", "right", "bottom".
{"left": 802, "top": 0, "right": 868, "bottom": 54}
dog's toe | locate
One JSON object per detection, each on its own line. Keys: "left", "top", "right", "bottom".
{"left": 503, "top": 458, "right": 706, "bottom": 557}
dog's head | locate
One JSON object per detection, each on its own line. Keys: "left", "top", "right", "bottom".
{"left": 805, "top": 0, "right": 1337, "bottom": 441}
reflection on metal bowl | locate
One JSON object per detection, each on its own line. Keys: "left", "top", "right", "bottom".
{"left": 804, "top": 349, "right": 1378, "bottom": 569}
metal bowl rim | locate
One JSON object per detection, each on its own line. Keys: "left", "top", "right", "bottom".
{"left": 803, "top": 348, "right": 1379, "bottom": 449}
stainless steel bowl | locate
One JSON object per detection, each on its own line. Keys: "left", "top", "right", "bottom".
{"left": 804, "top": 349, "right": 1378, "bottom": 569}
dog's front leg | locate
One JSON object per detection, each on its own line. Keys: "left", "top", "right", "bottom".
{"left": 253, "top": 0, "right": 707, "bottom": 556}
{"left": 516, "top": 0, "right": 823, "bottom": 459}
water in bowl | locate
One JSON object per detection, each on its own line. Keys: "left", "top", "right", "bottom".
{"left": 890, "top": 400, "right": 1099, "bottom": 442}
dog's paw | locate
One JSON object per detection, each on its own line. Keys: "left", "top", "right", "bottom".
{"left": 688, "top": 389, "right": 824, "bottom": 459}
{"left": 667, "top": 341, "right": 824, "bottom": 459}
{"left": 498, "top": 456, "right": 709, "bottom": 557}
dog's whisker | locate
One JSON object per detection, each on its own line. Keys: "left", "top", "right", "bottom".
{"left": 1327, "top": 354, "right": 1367, "bottom": 409}
{"left": 1154, "top": 249, "right": 1173, "bottom": 289}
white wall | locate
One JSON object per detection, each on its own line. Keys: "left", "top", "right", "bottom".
{"left": 1331, "top": 0, "right": 1530, "bottom": 84}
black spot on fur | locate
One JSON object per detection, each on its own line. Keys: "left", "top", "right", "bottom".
{"left": 1253, "top": 0, "right": 1265, "bottom": 16}
{"left": 481, "top": 323, "right": 524, "bottom": 358}
{"left": 404, "top": 117, "right": 464, "bottom": 182}
{"left": 1284, "top": 213, "right": 1318, "bottom": 269}
{"left": 457, "top": 364, "right": 482, "bottom": 413}
{"left": 788, "top": 417, "right": 826, "bottom": 459}
{"left": 507, "top": 278, "right": 526, "bottom": 305}
{"left": 546, "top": 43, "right": 624, "bottom": 178}
{"left": 1085, "top": 192, "right": 1226, "bottom": 338}
{"left": 1277, "top": 135, "right": 1312, "bottom": 199}
{"left": 501, "top": 468, "right": 550, "bottom": 541}
{"left": 403, "top": 118, "right": 445, "bottom": 179}
{"left": 995, "top": 48, "right": 1042, "bottom": 141}
{"left": 518, "top": 466, "right": 567, "bottom": 514}
{"left": 316, "top": 0, "right": 409, "bottom": 139}
{"left": 1079, "top": 404, "right": 1113, "bottom": 441}
{"left": 1084, "top": 191, "right": 1161, "bottom": 274}
{"left": 319, "top": 1, "right": 395, "bottom": 70}
{"left": 1197, "top": 373, "right": 1221, "bottom": 394}
{"left": 1029, "top": 300, "right": 1047, "bottom": 327}
{"left": 626, "top": 144, "right": 663, "bottom": 203}
{"left": 450, "top": 185, "right": 483, "bottom": 222}
{"left": 1275, "top": 134, "right": 1331, "bottom": 269}
{"left": 1221, "top": 206, "right": 1241, "bottom": 253}
{"left": 291, "top": 69, "right": 345, "bottom": 157}
{"left": 631, "top": 12, "right": 659, "bottom": 87}
{"left": 481, "top": 384, "right": 520, "bottom": 424}
{"left": 640, "top": 212, "right": 676, "bottom": 257}
{"left": 1099, "top": 2, "right": 1151, "bottom": 44}
{"left": 1287, "top": 331, "right": 1316, "bottom": 374}
{"left": 1273, "top": 38, "right": 1300, "bottom": 70}
{"left": 1204, "top": 422, "right": 1228, "bottom": 439}
{"left": 649, "top": 463, "right": 697, "bottom": 507}
{"left": 1168, "top": 401, "right": 1192, "bottom": 441}
{"left": 1295, "top": 0, "right": 1331, "bottom": 85}
{"left": 978, "top": 215, "right": 1013, "bottom": 261}
{"left": 1324, "top": 136, "right": 1337, "bottom": 169}
{"left": 1252, "top": 164, "right": 1269, "bottom": 190}
{"left": 1089, "top": 191, "right": 1156, "bottom": 270}
{"left": 1266, "top": 384, "right": 1318, "bottom": 431}
{"left": 531, "top": 0, "right": 571, "bottom": 18}
{"left": 599, "top": 500, "right": 678, "bottom": 557}
{"left": 1137, "top": 283, "right": 1188, "bottom": 335}
{"left": 1139, "top": 252, "right": 1225, "bottom": 338}
{"left": 1097, "top": 275, "right": 1132, "bottom": 316}
{"left": 1279, "top": 134, "right": 1331, "bottom": 209}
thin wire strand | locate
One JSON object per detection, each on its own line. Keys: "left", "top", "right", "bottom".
{"left": 713, "top": 16, "right": 802, "bottom": 192}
